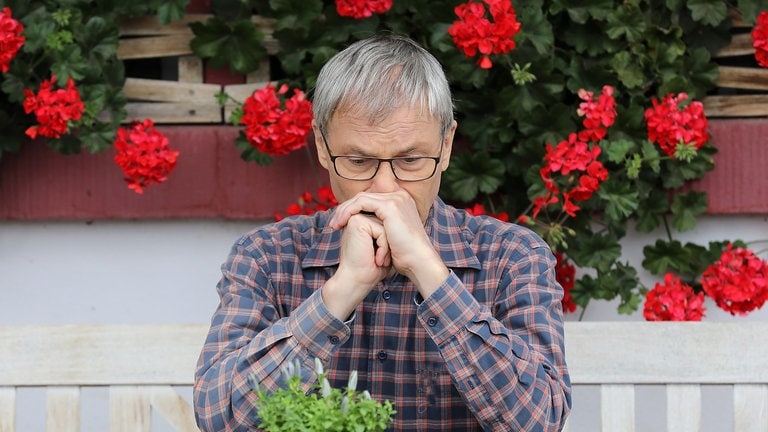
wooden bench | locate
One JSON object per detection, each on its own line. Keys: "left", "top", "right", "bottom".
{"left": 1, "top": 322, "right": 766, "bottom": 431}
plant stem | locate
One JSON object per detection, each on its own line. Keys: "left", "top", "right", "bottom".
{"left": 662, "top": 215, "right": 672, "bottom": 241}
{"left": 578, "top": 301, "right": 589, "bottom": 321}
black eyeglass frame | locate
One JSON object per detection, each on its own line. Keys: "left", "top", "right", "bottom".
{"left": 319, "top": 128, "right": 443, "bottom": 182}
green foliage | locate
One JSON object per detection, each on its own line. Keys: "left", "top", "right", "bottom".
{"left": 189, "top": 16, "right": 265, "bottom": 74}
{"left": 188, "top": 0, "right": 762, "bottom": 315}
{"left": 0, "top": 0, "right": 189, "bottom": 159}
{"left": 254, "top": 358, "right": 396, "bottom": 432}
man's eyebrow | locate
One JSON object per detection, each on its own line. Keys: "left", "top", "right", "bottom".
{"left": 342, "top": 144, "right": 426, "bottom": 157}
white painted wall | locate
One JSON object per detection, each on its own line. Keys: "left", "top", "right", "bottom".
{"left": 1, "top": 214, "right": 766, "bottom": 431}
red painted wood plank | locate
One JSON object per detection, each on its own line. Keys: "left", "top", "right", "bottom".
{"left": 691, "top": 119, "right": 768, "bottom": 214}
{"left": 0, "top": 126, "right": 326, "bottom": 220}
{"left": 0, "top": 120, "right": 765, "bottom": 220}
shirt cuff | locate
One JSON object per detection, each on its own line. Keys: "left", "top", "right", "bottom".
{"left": 288, "top": 288, "right": 351, "bottom": 361}
{"left": 417, "top": 270, "right": 481, "bottom": 346}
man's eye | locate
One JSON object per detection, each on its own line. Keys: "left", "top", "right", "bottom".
{"left": 400, "top": 157, "right": 421, "bottom": 164}
{"left": 347, "top": 158, "right": 369, "bottom": 166}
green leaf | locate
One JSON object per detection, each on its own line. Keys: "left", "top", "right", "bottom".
{"left": 571, "top": 262, "right": 641, "bottom": 314}
{"left": 190, "top": 18, "right": 267, "bottom": 74}
{"left": 442, "top": 151, "right": 505, "bottom": 203}
{"left": 670, "top": 190, "right": 707, "bottom": 231}
{"left": 517, "top": 7, "right": 554, "bottom": 55}
{"left": 567, "top": 231, "right": 622, "bottom": 273}
{"left": 611, "top": 51, "right": 645, "bottom": 88}
{"left": 641, "top": 140, "right": 661, "bottom": 173}
{"left": 51, "top": 45, "right": 87, "bottom": 81}
{"left": 634, "top": 190, "right": 669, "bottom": 232}
{"left": 602, "top": 139, "right": 634, "bottom": 163}
{"left": 687, "top": 0, "right": 727, "bottom": 26}
{"left": 156, "top": 0, "right": 189, "bottom": 25}
{"left": 642, "top": 239, "right": 709, "bottom": 276}
{"left": 606, "top": 7, "right": 646, "bottom": 42}
{"left": 597, "top": 181, "right": 639, "bottom": 222}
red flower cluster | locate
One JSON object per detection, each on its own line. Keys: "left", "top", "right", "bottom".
{"left": 464, "top": 202, "right": 510, "bottom": 222}
{"left": 700, "top": 244, "right": 768, "bottom": 316}
{"left": 241, "top": 83, "right": 313, "bottom": 157}
{"left": 275, "top": 186, "right": 338, "bottom": 221}
{"left": 22, "top": 75, "right": 84, "bottom": 139}
{"left": 554, "top": 252, "right": 577, "bottom": 313}
{"left": 531, "top": 86, "right": 612, "bottom": 218}
{"left": 113, "top": 119, "right": 179, "bottom": 194}
{"left": 644, "top": 92, "right": 709, "bottom": 158}
{"left": 0, "top": 7, "right": 24, "bottom": 73}
{"left": 534, "top": 136, "right": 608, "bottom": 218}
{"left": 576, "top": 85, "right": 617, "bottom": 142}
{"left": 447, "top": 0, "right": 521, "bottom": 69}
{"left": 752, "top": 11, "right": 768, "bottom": 68}
{"left": 643, "top": 273, "right": 706, "bottom": 321}
{"left": 335, "top": 0, "right": 392, "bottom": 19}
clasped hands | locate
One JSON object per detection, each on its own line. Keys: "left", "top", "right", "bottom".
{"left": 321, "top": 190, "right": 449, "bottom": 320}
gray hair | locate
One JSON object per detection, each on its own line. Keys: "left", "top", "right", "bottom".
{"left": 312, "top": 34, "right": 454, "bottom": 137}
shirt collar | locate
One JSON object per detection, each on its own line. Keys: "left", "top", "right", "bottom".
{"left": 302, "top": 198, "right": 481, "bottom": 271}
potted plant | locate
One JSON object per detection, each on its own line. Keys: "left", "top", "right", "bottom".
{"left": 253, "top": 358, "right": 396, "bottom": 432}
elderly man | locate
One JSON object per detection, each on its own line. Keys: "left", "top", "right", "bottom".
{"left": 194, "top": 34, "right": 571, "bottom": 431}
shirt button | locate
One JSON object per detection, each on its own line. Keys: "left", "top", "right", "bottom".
{"left": 377, "top": 350, "right": 388, "bottom": 362}
{"left": 427, "top": 317, "right": 439, "bottom": 327}
{"left": 329, "top": 335, "right": 340, "bottom": 344}
{"left": 382, "top": 290, "right": 391, "bottom": 300}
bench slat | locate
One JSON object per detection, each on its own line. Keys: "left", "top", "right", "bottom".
{"left": 0, "top": 387, "right": 15, "bottom": 432}
{"left": 0, "top": 325, "right": 208, "bottom": 386}
{"left": 667, "top": 384, "right": 701, "bottom": 432}
{"left": 147, "top": 385, "right": 199, "bottom": 431}
{"left": 109, "top": 386, "right": 151, "bottom": 432}
{"left": 565, "top": 322, "right": 768, "bottom": 384}
{"left": 45, "top": 386, "right": 80, "bottom": 432}
{"left": 734, "top": 384, "right": 768, "bottom": 432}
{"left": 601, "top": 384, "right": 635, "bottom": 432}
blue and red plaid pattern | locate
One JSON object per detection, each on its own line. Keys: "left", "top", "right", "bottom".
{"left": 194, "top": 198, "right": 571, "bottom": 431}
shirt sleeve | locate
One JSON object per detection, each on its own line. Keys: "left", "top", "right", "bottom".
{"left": 192, "top": 238, "right": 351, "bottom": 432}
{"left": 417, "top": 243, "right": 572, "bottom": 431}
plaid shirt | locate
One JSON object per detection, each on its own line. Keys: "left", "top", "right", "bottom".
{"left": 194, "top": 198, "right": 571, "bottom": 431}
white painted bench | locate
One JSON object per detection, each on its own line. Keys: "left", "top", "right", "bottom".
{"left": 0, "top": 322, "right": 766, "bottom": 431}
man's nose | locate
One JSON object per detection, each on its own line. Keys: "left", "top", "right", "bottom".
{"left": 368, "top": 161, "right": 400, "bottom": 193}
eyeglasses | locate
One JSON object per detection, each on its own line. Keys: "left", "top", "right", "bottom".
{"left": 319, "top": 129, "right": 442, "bottom": 182}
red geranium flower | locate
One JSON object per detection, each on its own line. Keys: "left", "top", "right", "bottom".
{"left": 22, "top": 75, "right": 84, "bottom": 139}
{"left": 535, "top": 133, "right": 607, "bottom": 217}
{"left": 447, "top": 0, "right": 521, "bottom": 69}
{"left": 643, "top": 273, "right": 706, "bottom": 321}
{"left": 577, "top": 85, "right": 616, "bottom": 143}
{"left": 114, "top": 119, "right": 179, "bottom": 194}
{"left": 0, "top": 7, "right": 25, "bottom": 73}
{"left": 335, "top": 0, "right": 392, "bottom": 19}
{"left": 700, "top": 244, "right": 768, "bottom": 316}
{"left": 465, "top": 202, "right": 510, "bottom": 222}
{"left": 644, "top": 92, "right": 709, "bottom": 158}
{"left": 275, "top": 186, "right": 338, "bottom": 221}
{"left": 554, "top": 252, "right": 577, "bottom": 313}
{"left": 752, "top": 11, "right": 768, "bottom": 68}
{"left": 241, "top": 83, "right": 313, "bottom": 157}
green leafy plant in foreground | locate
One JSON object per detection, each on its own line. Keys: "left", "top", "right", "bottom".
{"left": 253, "top": 358, "right": 396, "bottom": 432}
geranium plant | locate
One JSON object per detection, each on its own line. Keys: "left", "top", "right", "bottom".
{"left": 191, "top": 0, "right": 768, "bottom": 319}
{"left": 253, "top": 358, "right": 396, "bottom": 432}
{"left": 0, "top": 0, "right": 188, "bottom": 191}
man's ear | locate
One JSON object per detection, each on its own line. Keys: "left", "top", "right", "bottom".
{"left": 440, "top": 120, "right": 457, "bottom": 172}
{"left": 313, "top": 121, "right": 330, "bottom": 170}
